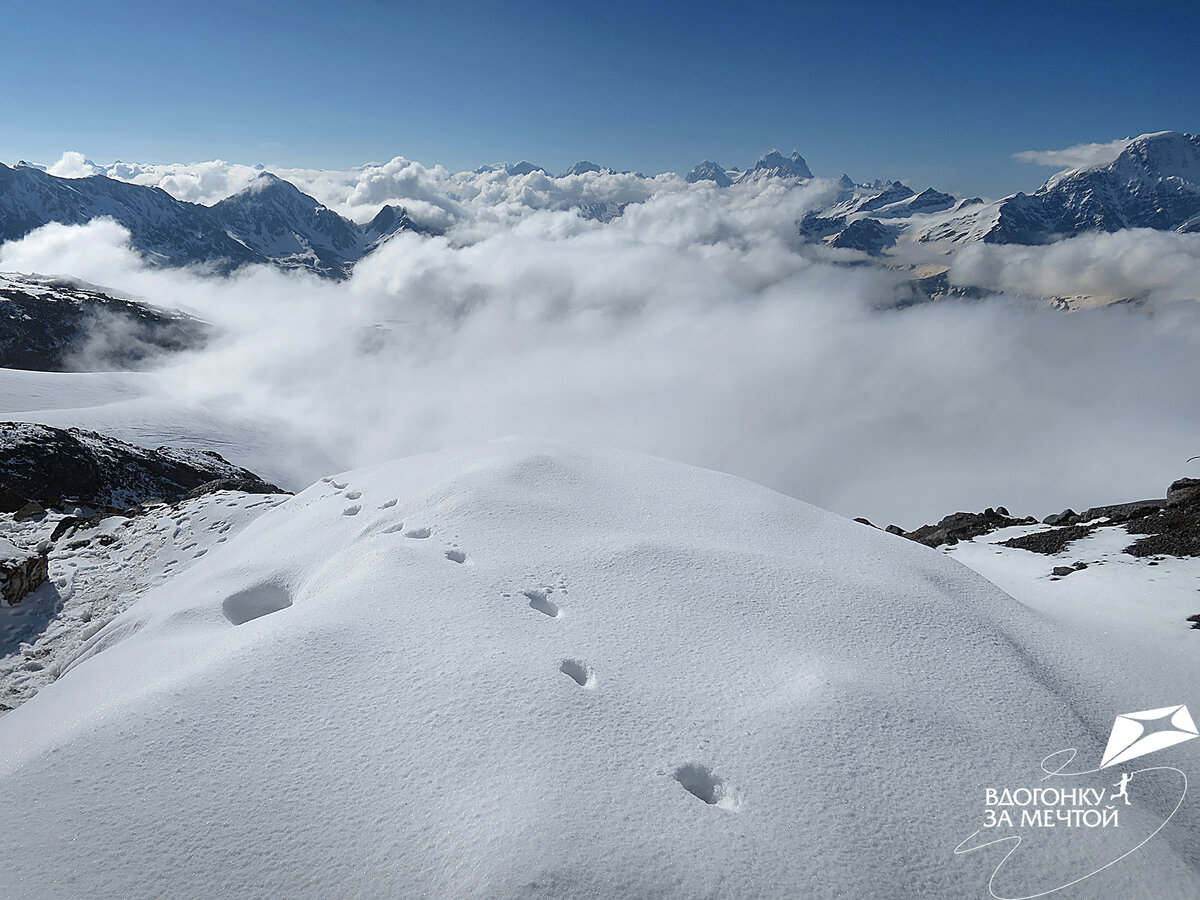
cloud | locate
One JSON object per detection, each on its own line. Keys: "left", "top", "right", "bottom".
{"left": 1013, "top": 139, "right": 1132, "bottom": 170}
{"left": 2, "top": 176, "right": 1199, "bottom": 530}
{"left": 950, "top": 229, "right": 1200, "bottom": 305}
{"left": 46, "top": 151, "right": 103, "bottom": 179}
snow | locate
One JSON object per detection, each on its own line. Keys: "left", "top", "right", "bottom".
{"left": 0, "top": 367, "right": 327, "bottom": 492}
{"left": 0, "top": 491, "right": 284, "bottom": 709}
{"left": 2, "top": 438, "right": 1198, "bottom": 898}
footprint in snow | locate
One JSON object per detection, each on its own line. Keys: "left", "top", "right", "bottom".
{"left": 559, "top": 659, "right": 595, "bottom": 688}
{"left": 343, "top": 505, "right": 362, "bottom": 517}
{"left": 405, "top": 527, "right": 431, "bottom": 539}
{"left": 445, "top": 549, "right": 467, "bottom": 564}
{"left": 524, "top": 588, "right": 560, "bottom": 618}
{"left": 672, "top": 764, "right": 739, "bottom": 811}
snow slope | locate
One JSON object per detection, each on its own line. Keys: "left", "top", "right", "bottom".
{"left": 1, "top": 438, "right": 1197, "bottom": 898}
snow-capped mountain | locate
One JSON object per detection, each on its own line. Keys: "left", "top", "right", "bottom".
{"left": 685, "top": 160, "right": 735, "bottom": 187}
{"left": 0, "top": 162, "right": 260, "bottom": 270}
{"left": 210, "top": 173, "right": 422, "bottom": 279}
{"left": 737, "top": 149, "right": 813, "bottom": 182}
{"left": 0, "top": 272, "right": 207, "bottom": 370}
{"left": 912, "top": 131, "right": 1200, "bottom": 246}
{"left": 795, "top": 131, "right": 1200, "bottom": 266}
{"left": 0, "top": 164, "right": 424, "bottom": 278}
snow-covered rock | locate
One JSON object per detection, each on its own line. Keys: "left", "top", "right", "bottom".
{"left": 1, "top": 438, "right": 1195, "bottom": 898}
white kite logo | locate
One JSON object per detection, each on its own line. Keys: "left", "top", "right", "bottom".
{"left": 1099, "top": 705, "right": 1199, "bottom": 769}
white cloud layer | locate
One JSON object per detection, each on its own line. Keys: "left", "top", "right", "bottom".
{"left": 1012, "top": 139, "right": 1132, "bottom": 170}
{"left": 2, "top": 175, "right": 1199, "bottom": 528}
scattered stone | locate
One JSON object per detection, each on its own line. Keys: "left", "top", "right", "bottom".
{"left": 885, "top": 524, "right": 905, "bottom": 536}
{"left": 1072, "top": 561, "right": 1089, "bottom": 570}
{"left": 853, "top": 517, "right": 877, "bottom": 528}
{"left": 1188, "top": 614, "right": 1200, "bottom": 630}
{"left": 1052, "top": 566, "right": 1075, "bottom": 577}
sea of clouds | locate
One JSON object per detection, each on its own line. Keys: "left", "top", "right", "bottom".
{"left": 4, "top": 154, "right": 1200, "bottom": 526}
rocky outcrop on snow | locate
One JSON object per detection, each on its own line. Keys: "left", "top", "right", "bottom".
{"left": 880, "top": 475, "right": 1200, "bottom": 559}
{"left": 0, "top": 423, "right": 285, "bottom": 508}
{"left": 0, "top": 538, "right": 47, "bottom": 606}
{"left": 0, "top": 272, "right": 208, "bottom": 370}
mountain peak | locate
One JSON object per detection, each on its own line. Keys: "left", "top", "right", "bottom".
{"left": 746, "top": 149, "right": 813, "bottom": 180}
{"left": 685, "top": 161, "right": 733, "bottom": 187}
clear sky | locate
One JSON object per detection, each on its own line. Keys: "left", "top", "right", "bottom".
{"left": 0, "top": 0, "right": 1195, "bottom": 197}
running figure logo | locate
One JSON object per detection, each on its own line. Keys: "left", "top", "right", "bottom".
{"left": 1111, "top": 772, "right": 1132, "bottom": 806}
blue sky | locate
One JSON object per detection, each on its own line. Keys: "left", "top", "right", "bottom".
{"left": 0, "top": 0, "right": 1195, "bottom": 196}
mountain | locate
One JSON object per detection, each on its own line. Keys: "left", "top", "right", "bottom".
{"left": 0, "top": 165, "right": 424, "bottom": 278}
{"left": 562, "top": 160, "right": 602, "bottom": 176}
{"left": 209, "top": 174, "right": 422, "bottom": 278}
{"left": 911, "top": 131, "right": 1200, "bottom": 246}
{"left": 0, "top": 163, "right": 260, "bottom": 269}
{"left": 797, "top": 132, "right": 1200, "bottom": 269}
{"left": 5, "top": 436, "right": 1192, "bottom": 898}
{"left": 505, "top": 160, "right": 546, "bottom": 176}
{"left": 685, "top": 160, "right": 734, "bottom": 187}
{"left": 0, "top": 272, "right": 208, "bottom": 371}
{"left": 736, "top": 149, "right": 813, "bottom": 182}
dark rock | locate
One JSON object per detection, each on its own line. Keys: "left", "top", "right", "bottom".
{"left": 1072, "top": 561, "right": 1089, "bottom": 570}
{"left": 0, "top": 274, "right": 210, "bottom": 372}
{"left": 0, "top": 423, "right": 286, "bottom": 508}
{"left": 1052, "top": 566, "right": 1075, "bottom": 577}
{"left": 1188, "top": 614, "right": 1200, "bottom": 630}
{"left": 0, "top": 484, "right": 28, "bottom": 513}
{"left": 1166, "top": 478, "right": 1200, "bottom": 507}
{"left": 13, "top": 501, "right": 44, "bottom": 521}
{"left": 853, "top": 517, "right": 877, "bottom": 528}
{"left": 1123, "top": 503, "right": 1200, "bottom": 557}
{"left": 0, "top": 540, "right": 48, "bottom": 605}
{"left": 885, "top": 525, "right": 905, "bottom": 536}
{"left": 1000, "top": 523, "right": 1097, "bottom": 555}
{"left": 901, "top": 508, "right": 1038, "bottom": 548}
{"left": 1043, "top": 509, "right": 1078, "bottom": 526}
{"left": 183, "top": 477, "right": 289, "bottom": 501}
{"left": 1075, "top": 499, "right": 1165, "bottom": 524}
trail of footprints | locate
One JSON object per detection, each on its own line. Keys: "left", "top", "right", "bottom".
{"left": 319, "top": 475, "right": 731, "bottom": 809}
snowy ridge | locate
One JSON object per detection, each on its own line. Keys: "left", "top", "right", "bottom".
{"left": 1, "top": 438, "right": 1197, "bottom": 897}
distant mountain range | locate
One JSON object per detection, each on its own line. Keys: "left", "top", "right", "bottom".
{"left": 800, "top": 131, "right": 1200, "bottom": 254}
{"left": 3, "top": 133, "right": 1199, "bottom": 278}
{"left": 0, "top": 165, "right": 429, "bottom": 279}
